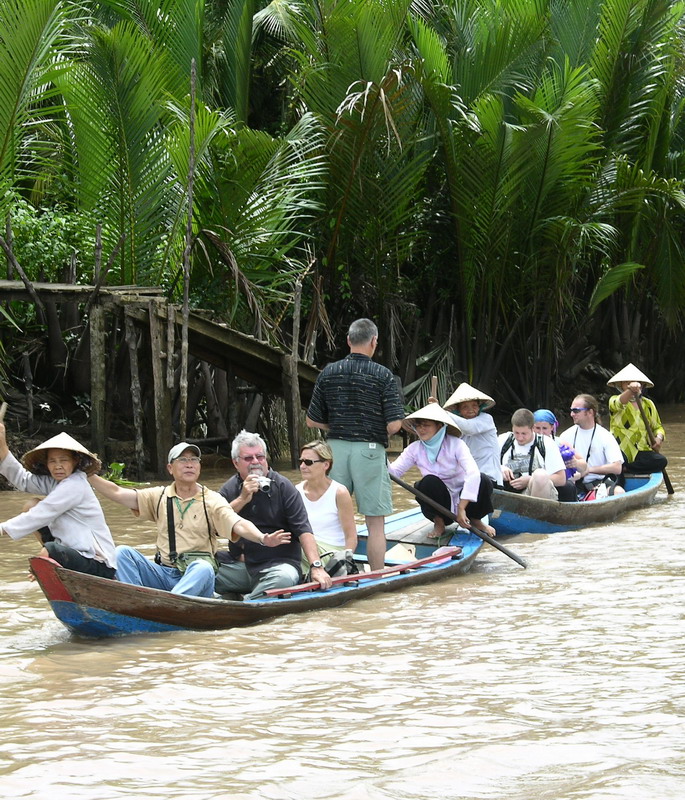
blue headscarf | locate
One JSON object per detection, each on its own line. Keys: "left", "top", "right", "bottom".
{"left": 533, "top": 409, "right": 558, "bottom": 428}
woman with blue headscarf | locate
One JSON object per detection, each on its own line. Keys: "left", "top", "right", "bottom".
{"left": 388, "top": 404, "right": 495, "bottom": 539}
{"left": 533, "top": 409, "right": 580, "bottom": 502}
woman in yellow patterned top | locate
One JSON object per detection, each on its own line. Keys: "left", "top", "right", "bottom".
{"left": 607, "top": 364, "right": 667, "bottom": 476}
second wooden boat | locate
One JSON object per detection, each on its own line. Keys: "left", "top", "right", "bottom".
{"left": 491, "top": 473, "right": 663, "bottom": 535}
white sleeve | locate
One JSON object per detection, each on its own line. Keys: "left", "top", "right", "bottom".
{"left": 0, "top": 452, "right": 55, "bottom": 495}
{"left": 2, "top": 477, "right": 84, "bottom": 540}
{"left": 448, "top": 411, "right": 496, "bottom": 435}
{"left": 541, "top": 436, "right": 565, "bottom": 474}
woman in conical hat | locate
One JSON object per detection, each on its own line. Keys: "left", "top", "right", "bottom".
{"left": 439, "top": 382, "right": 502, "bottom": 485}
{"left": 388, "top": 404, "right": 496, "bottom": 539}
{"left": 607, "top": 364, "right": 667, "bottom": 476}
{"left": 0, "top": 424, "right": 116, "bottom": 578}
{"left": 21, "top": 432, "right": 102, "bottom": 475}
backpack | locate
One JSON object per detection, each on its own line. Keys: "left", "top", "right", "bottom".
{"left": 500, "top": 433, "right": 546, "bottom": 475}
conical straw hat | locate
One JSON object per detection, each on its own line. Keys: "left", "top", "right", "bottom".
{"left": 22, "top": 432, "right": 101, "bottom": 475}
{"left": 607, "top": 363, "right": 653, "bottom": 390}
{"left": 403, "top": 404, "right": 462, "bottom": 437}
{"left": 443, "top": 382, "right": 495, "bottom": 411}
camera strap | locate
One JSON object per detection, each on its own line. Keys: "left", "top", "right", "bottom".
{"left": 156, "top": 485, "right": 212, "bottom": 566}
{"left": 166, "top": 496, "right": 178, "bottom": 563}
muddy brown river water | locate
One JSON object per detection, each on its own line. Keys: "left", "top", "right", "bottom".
{"left": 1, "top": 409, "right": 684, "bottom": 799}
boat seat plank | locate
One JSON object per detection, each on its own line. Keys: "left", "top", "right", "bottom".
{"left": 265, "top": 547, "right": 462, "bottom": 598}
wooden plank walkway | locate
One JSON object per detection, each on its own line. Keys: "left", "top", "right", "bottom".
{"left": 0, "top": 280, "right": 319, "bottom": 400}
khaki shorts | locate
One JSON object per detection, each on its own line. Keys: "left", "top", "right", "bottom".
{"left": 329, "top": 439, "right": 393, "bottom": 517}
{"left": 524, "top": 481, "right": 558, "bottom": 500}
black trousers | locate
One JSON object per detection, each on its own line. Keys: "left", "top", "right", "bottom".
{"left": 44, "top": 541, "right": 116, "bottom": 579}
{"left": 625, "top": 450, "right": 668, "bottom": 473}
{"left": 414, "top": 473, "right": 494, "bottom": 523}
{"left": 556, "top": 479, "right": 579, "bottom": 503}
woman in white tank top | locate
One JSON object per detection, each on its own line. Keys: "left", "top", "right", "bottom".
{"left": 295, "top": 440, "right": 358, "bottom": 555}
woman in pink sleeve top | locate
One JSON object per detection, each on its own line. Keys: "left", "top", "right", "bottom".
{"left": 388, "top": 404, "right": 495, "bottom": 540}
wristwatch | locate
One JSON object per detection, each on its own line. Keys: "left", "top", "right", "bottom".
{"left": 310, "top": 560, "right": 323, "bottom": 569}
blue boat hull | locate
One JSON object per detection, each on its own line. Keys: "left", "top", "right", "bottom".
{"left": 30, "top": 509, "right": 484, "bottom": 639}
{"left": 491, "top": 473, "right": 662, "bottom": 536}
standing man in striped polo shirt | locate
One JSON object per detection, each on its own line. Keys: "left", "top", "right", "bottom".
{"left": 306, "top": 318, "right": 405, "bottom": 570}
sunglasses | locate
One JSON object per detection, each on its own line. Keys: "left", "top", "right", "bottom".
{"left": 238, "top": 454, "right": 266, "bottom": 462}
{"left": 569, "top": 407, "right": 590, "bottom": 413}
{"left": 299, "top": 458, "right": 324, "bottom": 466}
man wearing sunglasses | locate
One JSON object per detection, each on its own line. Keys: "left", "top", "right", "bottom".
{"left": 558, "top": 394, "right": 624, "bottom": 498}
{"left": 216, "top": 430, "right": 333, "bottom": 598}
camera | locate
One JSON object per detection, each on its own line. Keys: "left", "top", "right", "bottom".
{"left": 256, "top": 476, "right": 271, "bottom": 492}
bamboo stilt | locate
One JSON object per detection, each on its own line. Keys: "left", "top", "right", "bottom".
{"left": 179, "top": 58, "right": 198, "bottom": 439}
{"left": 89, "top": 304, "right": 106, "bottom": 459}
{"left": 149, "top": 300, "right": 172, "bottom": 476}
{"left": 125, "top": 312, "right": 145, "bottom": 479}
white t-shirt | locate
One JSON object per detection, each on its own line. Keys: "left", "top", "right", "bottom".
{"left": 498, "top": 432, "right": 565, "bottom": 476}
{"left": 558, "top": 424, "right": 623, "bottom": 482}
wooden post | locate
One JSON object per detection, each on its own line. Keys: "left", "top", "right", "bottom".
{"left": 179, "top": 58, "right": 197, "bottom": 439}
{"left": 89, "top": 303, "right": 106, "bottom": 459}
{"left": 149, "top": 300, "right": 172, "bottom": 477}
{"left": 124, "top": 312, "right": 146, "bottom": 479}
{"left": 22, "top": 352, "right": 34, "bottom": 430}
{"left": 282, "top": 278, "right": 303, "bottom": 467}
{"left": 245, "top": 393, "right": 263, "bottom": 432}
{"left": 226, "top": 364, "right": 239, "bottom": 439}
{"left": 166, "top": 303, "right": 175, "bottom": 389}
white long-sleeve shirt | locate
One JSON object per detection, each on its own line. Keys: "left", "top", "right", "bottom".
{"left": 0, "top": 452, "right": 117, "bottom": 568}
{"left": 446, "top": 411, "right": 502, "bottom": 484}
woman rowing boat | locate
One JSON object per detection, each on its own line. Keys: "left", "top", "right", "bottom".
{"left": 607, "top": 364, "right": 667, "bottom": 477}
{"left": 388, "top": 404, "right": 495, "bottom": 539}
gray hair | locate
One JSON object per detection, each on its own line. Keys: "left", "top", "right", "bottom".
{"left": 348, "top": 318, "right": 378, "bottom": 345}
{"left": 231, "top": 430, "right": 268, "bottom": 460}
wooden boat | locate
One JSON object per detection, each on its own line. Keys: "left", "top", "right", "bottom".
{"left": 491, "top": 472, "right": 663, "bottom": 536}
{"left": 29, "top": 509, "right": 483, "bottom": 639}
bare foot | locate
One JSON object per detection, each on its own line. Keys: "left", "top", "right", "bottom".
{"left": 470, "top": 519, "right": 496, "bottom": 537}
{"left": 427, "top": 519, "right": 446, "bottom": 539}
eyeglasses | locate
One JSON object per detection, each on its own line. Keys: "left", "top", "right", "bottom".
{"left": 299, "top": 458, "right": 324, "bottom": 466}
{"left": 569, "top": 408, "right": 590, "bottom": 414}
{"left": 238, "top": 454, "right": 266, "bottom": 462}
{"left": 174, "top": 456, "right": 201, "bottom": 464}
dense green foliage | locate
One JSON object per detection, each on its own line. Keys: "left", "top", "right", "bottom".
{"left": 2, "top": 0, "right": 685, "bottom": 408}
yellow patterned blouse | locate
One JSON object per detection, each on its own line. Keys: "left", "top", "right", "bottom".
{"left": 608, "top": 395, "right": 665, "bottom": 463}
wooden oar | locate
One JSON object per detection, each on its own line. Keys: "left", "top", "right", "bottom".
{"left": 264, "top": 546, "right": 462, "bottom": 597}
{"left": 634, "top": 394, "right": 674, "bottom": 494}
{"left": 389, "top": 473, "right": 527, "bottom": 568}
{"left": 431, "top": 375, "right": 438, "bottom": 402}
{"left": 0, "top": 401, "right": 7, "bottom": 422}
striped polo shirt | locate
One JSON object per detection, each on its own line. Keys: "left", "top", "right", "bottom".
{"left": 307, "top": 354, "right": 404, "bottom": 447}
